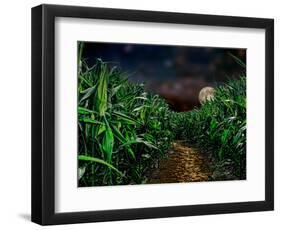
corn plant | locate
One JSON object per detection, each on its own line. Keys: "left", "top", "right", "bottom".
{"left": 78, "top": 43, "right": 174, "bottom": 186}
{"left": 172, "top": 76, "right": 246, "bottom": 179}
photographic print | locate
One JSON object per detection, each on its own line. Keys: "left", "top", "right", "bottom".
{"left": 77, "top": 42, "right": 246, "bottom": 187}
{"left": 32, "top": 5, "right": 274, "bottom": 224}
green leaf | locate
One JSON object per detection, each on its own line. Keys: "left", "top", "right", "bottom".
{"left": 79, "top": 74, "right": 92, "bottom": 87}
{"left": 78, "top": 42, "right": 84, "bottom": 66}
{"left": 112, "top": 84, "right": 122, "bottom": 96}
{"left": 78, "top": 107, "right": 91, "bottom": 115}
{"left": 228, "top": 52, "right": 246, "bottom": 68}
{"left": 132, "top": 105, "right": 149, "bottom": 112}
{"left": 78, "top": 107, "right": 98, "bottom": 115}
{"left": 111, "top": 124, "right": 135, "bottom": 160}
{"left": 134, "top": 96, "right": 148, "bottom": 100}
{"left": 221, "top": 129, "right": 230, "bottom": 144}
{"left": 79, "top": 86, "right": 96, "bottom": 103}
{"left": 119, "top": 137, "right": 158, "bottom": 150}
{"left": 97, "top": 124, "right": 106, "bottom": 136}
{"left": 218, "top": 149, "right": 224, "bottom": 160}
{"left": 95, "top": 62, "right": 108, "bottom": 116}
{"left": 136, "top": 137, "right": 158, "bottom": 150}
{"left": 79, "top": 117, "right": 104, "bottom": 125}
{"left": 78, "top": 155, "right": 123, "bottom": 176}
{"left": 112, "top": 111, "right": 139, "bottom": 125}
{"left": 102, "top": 123, "right": 114, "bottom": 163}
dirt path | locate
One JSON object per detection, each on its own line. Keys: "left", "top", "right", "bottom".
{"left": 148, "top": 141, "right": 211, "bottom": 183}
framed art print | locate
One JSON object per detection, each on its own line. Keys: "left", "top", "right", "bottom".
{"left": 31, "top": 4, "right": 274, "bottom": 225}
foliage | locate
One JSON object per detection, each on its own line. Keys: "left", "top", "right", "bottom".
{"left": 78, "top": 44, "right": 174, "bottom": 186}
{"left": 171, "top": 77, "right": 246, "bottom": 179}
{"left": 78, "top": 42, "right": 246, "bottom": 185}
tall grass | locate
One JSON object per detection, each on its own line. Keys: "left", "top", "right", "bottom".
{"left": 78, "top": 44, "right": 174, "bottom": 186}
{"left": 172, "top": 77, "right": 246, "bottom": 179}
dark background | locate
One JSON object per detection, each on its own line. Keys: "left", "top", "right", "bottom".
{"left": 81, "top": 42, "right": 246, "bottom": 111}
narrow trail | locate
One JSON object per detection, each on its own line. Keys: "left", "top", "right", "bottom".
{"left": 148, "top": 141, "right": 211, "bottom": 183}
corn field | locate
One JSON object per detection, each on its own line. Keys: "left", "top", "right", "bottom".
{"left": 78, "top": 42, "right": 246, "bottom": 186}
{"left": 172, "top": 77, "right": 246, "bottom": 179}
{"left": 78, "top": 52, "right": 174, "bottom": 186}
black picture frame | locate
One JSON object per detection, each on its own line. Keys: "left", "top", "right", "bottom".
{"left": 31, "top": 4, "right": 274, "bottom": 225}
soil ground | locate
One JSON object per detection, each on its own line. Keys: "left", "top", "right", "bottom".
{"left": 148, "top": 141, "right": 211, "bottom": 183}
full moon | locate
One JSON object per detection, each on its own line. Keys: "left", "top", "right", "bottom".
{"left": 199, "top": 86, "right": 215, "bottom": 105}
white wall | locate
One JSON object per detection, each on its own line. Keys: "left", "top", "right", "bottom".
{"left": 0, "top": 0, "right": 279, "bottom": 229}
